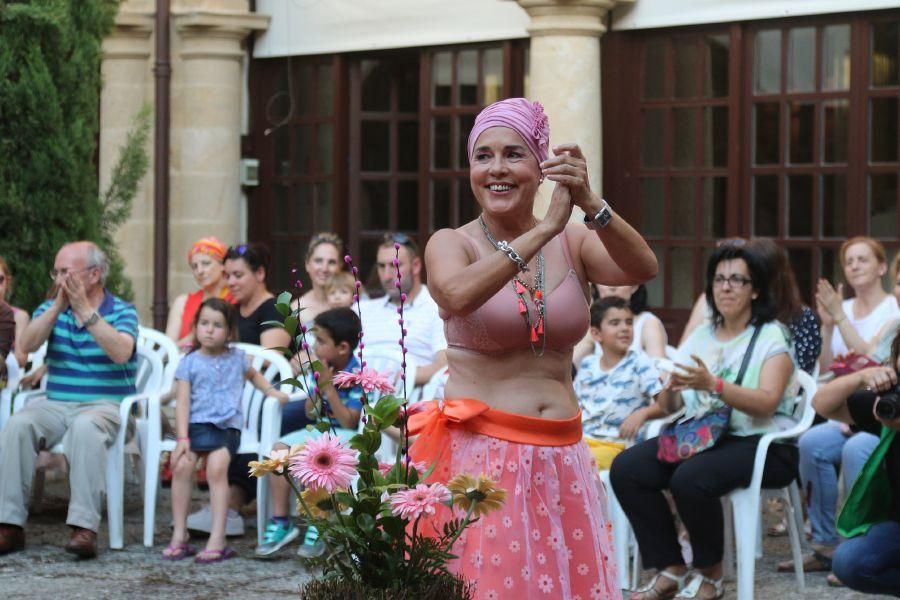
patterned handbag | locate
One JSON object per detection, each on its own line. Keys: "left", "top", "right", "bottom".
{"left": 656, "top": 325, "right": 762, "bottom": 464}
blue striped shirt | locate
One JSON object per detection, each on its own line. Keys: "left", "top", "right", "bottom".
{"left": 34, "top": 291, "right": 139, "bottom": 402}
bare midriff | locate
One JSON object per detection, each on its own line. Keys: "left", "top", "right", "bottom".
{"left": 444, "top": 346, "right": 579, "bottom": 419}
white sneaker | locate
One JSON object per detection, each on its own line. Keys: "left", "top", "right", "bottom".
{"left": 186, "top": 504, "right": 245, "bottom": 537}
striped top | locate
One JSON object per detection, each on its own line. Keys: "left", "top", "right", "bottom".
{"left": 34, "top": 291, "right": 139, "bottom": 402}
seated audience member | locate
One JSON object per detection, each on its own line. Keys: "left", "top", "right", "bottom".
{"left": 574, "top": 283, "right": 667, "bottom": 366}
{"left": 294, "top": 233, "right": 344, "bottom": 326}
{"left": 165, "top": 237, "right": 233, "bottom": 351}
{"left": 0, "top": 242, "right": 138, "bottom": 558}
{"left": 812, "top": 341, "right": 900, "bottom": 597}
{"left": 324, "top": 271, "right": 356, "bottom": 309}
{"left": 679, "top": 238, "right": 747, "bottom": 346}
{"left": 869, "top": 252, "right": 900, "bottom": 364}
{"left": 0, "top": 255, "right": 31, "bottom": 368}
{"left": 357, "top": 233, "right": 447, "bottom": 386}
{"left": 575, "top": 296, "right": 670, "bottom": 470}
{"left": 746, "top": 238, "right": 821, "bottom": 374}
{"left": 255, "top": 307, "right": 363, "bottom": 559}
{"left": 610, "top": 243, "right": 797, "bottom": 600}
{"left": 817, "top": 236, "right": 900, "bottom": 370}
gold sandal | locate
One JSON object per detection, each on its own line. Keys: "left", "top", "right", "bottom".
{"left": 674, "top": 574, "right": 724, "bottom": 600}
{"left": 630, "top": 570, "right": 690, "bottom": 600}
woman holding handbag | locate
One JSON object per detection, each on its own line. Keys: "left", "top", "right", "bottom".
{"left": 609, "top": 243, "right": 798, "bottom": 600}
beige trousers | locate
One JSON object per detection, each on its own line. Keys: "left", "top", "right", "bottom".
{"left": 0, "top": 399, "right": 131, "bottom": 531}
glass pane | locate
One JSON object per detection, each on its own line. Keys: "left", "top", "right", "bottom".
{"left": 458, "top": 178, "right": 479, "bottom": 224}
{"left": 647, "top": 245, "right": 665, "bottom": 307}
{"left": 295, "top": 64, "right": 313, "bottom": 115}
{"left": 788, "top": 27, "right": 816, "bottom": 92}
{"left": 431, "top": 179, "right": 452, "bottom": 231}
{"left": 316, "top": 64, "right": 333, "bottom": 116}
{"left": 293, "top": 124, "right": 312, "bottom": 174}
{"left": 821, "top": 247, "right": 840, "bottom": 290}
{"left": 754, "top": 30, "right": 782, "bottom": 94}
{"left": 673, "top": 108, "right": 697, "bottom": 168}
{"left": 640, "top": 178, "right": 664, "bottom": 237}
{"left": 361, "top": 60, "right": 390, "bottom": 111}
{"left": 643, "top": 39, "right": 665, "bottom": 99}
{"left": 397, "top": 180, "right": 418, "bottom": 231}
{"left": 458, "top": 114, "right": 476, "bottom": 169}
{"left": 823, "top": 100, "right": 850, "bottom": 164}
{"left": 674, "top": 39, "right": 698, "bottom": 98}
{"left": 398, "top": 121, "right": 418, "bottom": 172}
{"left": 671, "top": 248, "right": 695, "bottom": 308}
{"left": 361, "top": 120, "right": 390, "bottom": 172}
{"left": 705, "top": 34, "right": 730, "bottom": 97}
{"left": 273, "top": 240, "right": 291, "bottom": 294}
{"left": 754, "top": 102, "right": 780, "bottom": 165}
{"left": 398, "top": 60, "right": 419, "bottom": 112}
{"left": 701, "top": 177, "right": 727, "bottom": 239}
{"left": 787, "top": 248, "right": 813, "bottom": 304}
{"left": 482, "top": 48, "right": 503, "bottom": 105}
{"left": 458, "top": 50, "right": 478, "bottom": 106}
{"left": 821, "top": 174, "right": 847, "bottom": 238}
{"left": 870, "top": 173, "right": 898, "bottom": 238}
{"left": 822, "top": 25, "right": 851, "bottom": 91}
{"left": 789, "top": 102, "right": 814, "bottom": 164}
{"left": 273, "top": 126, "right": 290, "bottom": 177}
{"left": 292, "top": 184, "right": 312, "bottom": 234}
{"left": 360, "top": 181, "right": 390, "bottom": 230}
{"left": 703, "top": 106, "right": 728, "bottom": 168}
{"left": 672, "top": 178, "right": 696, "bottom": 238}
{"left": 753, "top": 175, "right": 779, "bottom": 236}
{"left": 642, "top": 109, "right": 665, "bottom": 168}
{"left": 273, "top": 185, "right": 289, "bottom": 233}
{"left": 432, "top": 117, "right": 451, "bottom": 169}
{"left": 432, "top": 51, "right": 452, "bottom": 107}
{"left": 872, "top": 21, "right": 900, "bottom": 87}
{"left": 317, "top": 123, "right": 333, "bottom": 174}
{"left": 787, "top": 174, "right": 813, "bottom": 237}
{"left": 871, "top": 97, "right": 899, "bottom": 162}
{"left": 316, "top": 183, "right": 333, "bottom": 232}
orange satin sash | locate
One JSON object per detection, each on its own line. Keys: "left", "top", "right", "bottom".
{"left": 407, "top": 398, "right": 583, "bottom": 476}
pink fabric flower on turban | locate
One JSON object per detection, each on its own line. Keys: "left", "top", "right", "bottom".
{"left": 466, "top": 98, "right": 550, "bottom": 165}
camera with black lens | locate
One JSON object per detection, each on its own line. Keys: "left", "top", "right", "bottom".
{"left": 875, "top": 382, "right": 900, "bottom": 420}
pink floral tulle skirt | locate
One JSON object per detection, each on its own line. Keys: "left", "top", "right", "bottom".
{"left": 437, "top": 428, "right": 620, "bottom": 600}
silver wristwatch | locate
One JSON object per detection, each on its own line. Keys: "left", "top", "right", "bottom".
{"left": 584, "top": 199, "right": 613, "bottom": 230}
{"left": 83, "top": 312, "right": 101, "bottom": 328}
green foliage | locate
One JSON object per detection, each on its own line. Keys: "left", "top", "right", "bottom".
{"left": 0, "top": 0, "right": 139, "bottom": 310}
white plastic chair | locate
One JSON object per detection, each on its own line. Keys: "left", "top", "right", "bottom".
{"left": 140, "top": 343, "right": 305, "bottom": 547}
{"left": 12, "top": 334, "right": 168, "bottom": 550}
{"left": 722, "top": 369, "right": 817, "bottom": 600}
{"left": 357, "top": 349, "right": 415, "bottom": 465}
{"left": 1, "top": 353, "right": 21, "bottom": 433}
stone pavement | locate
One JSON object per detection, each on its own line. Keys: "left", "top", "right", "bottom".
{"left": 0, "top": 472, "right": 891, "bottom": 598}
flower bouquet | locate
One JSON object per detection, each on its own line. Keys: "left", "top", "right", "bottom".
{"left": 254, "top": 245, "right": 506, "bottom": 600}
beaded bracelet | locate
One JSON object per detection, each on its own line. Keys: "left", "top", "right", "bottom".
{"left": 497, "top": 241, "right": 529, "bottom": 272}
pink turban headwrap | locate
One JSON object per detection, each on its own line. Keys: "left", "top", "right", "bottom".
{"left": 188, "top": 236, "right": 227, "bottom": 263}
{"left": 466, "top": 98, "right": 550, "bottom": 165}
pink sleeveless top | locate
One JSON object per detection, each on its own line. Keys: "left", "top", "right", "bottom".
{"left": 445, "top": 229, "right": 590, "bottom": 355}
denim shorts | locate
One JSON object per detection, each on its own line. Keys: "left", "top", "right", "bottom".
{"left": 188, "top": 422, "right": 240, "bottom": 456}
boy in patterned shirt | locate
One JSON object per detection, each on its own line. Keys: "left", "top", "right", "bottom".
{"left": 575, "top": 296, "right": 671, "bottom": 470}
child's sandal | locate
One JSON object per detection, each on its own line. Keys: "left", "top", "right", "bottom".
{"left": 161, "top": 542, "right": 197, "bottom": 560}
{"left": 674, "top": 574, "right": 724, "bottom": 600}
{"left": 630, "top": 569, "right": 690, "bottom": 600}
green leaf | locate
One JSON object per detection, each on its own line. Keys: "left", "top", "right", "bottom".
{"left": 277, "top": 291, "right": 293, "bottom": 307}
{"left": 355, "top": 513, "right": 376, "bottom": 534}
{"left": 283, "top": 315, "right": 298, "bottom": 338}
{"left": 260, "top": 319, "right": 285, "bottom": 330}
{"left": 314, "top": 421, "right": 332, "bottom": 433}
{"left": 275, "top": 301, "right": 290, "bottom": 318}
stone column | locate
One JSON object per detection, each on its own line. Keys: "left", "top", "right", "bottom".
{"left": 518, "top": 0, "right": 626, "bottom": 219}
{"left": 101, "top": 2, "right": 155, "bottom": 321}
{"left": 168, "top": 4, "right": 268, "bottom": 299}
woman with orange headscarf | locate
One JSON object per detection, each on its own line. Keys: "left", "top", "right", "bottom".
{"left": 165, "top": 237, "right": 234, "bottom": 350}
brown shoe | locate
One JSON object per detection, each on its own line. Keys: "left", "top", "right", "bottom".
{"left": 0, "top": 524, "right": 25, "bottom": 555}
{"left": 64, "top": 527, "right": 98, "bottom": 558}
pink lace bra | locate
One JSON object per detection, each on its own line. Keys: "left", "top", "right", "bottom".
{"left": 444, "top": 229, "right": 590, "bottom": 355}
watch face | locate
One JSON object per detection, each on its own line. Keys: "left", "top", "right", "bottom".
{"left": 598, "top": 206, "right": 612, "bottom": 226}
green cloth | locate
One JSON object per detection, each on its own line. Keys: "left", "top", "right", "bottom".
{"left": 837, "top": 426, "right": 897, "bottom": 538}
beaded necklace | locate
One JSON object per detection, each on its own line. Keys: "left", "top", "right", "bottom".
{"left": 478, "top": 215, "right": 546, "bottom": 356}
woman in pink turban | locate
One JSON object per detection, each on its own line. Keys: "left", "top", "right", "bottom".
{"left": 408, "top": 98, "right": 657, "bottom": 599}
{"left": 165, "top": 237, "right": 234, "bottom": 350}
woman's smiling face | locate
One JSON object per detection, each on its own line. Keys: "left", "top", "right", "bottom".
{"left": 469, "top": 127, "right": 541, "bottom": 217}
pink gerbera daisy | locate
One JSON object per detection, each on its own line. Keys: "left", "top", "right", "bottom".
{"left": 288, "top": 433, "right": 358, "bottom": 492}
{"left": 333, "top": 367, "right": 395, "bottom": 394}
{"left": 378, "top": 457, "right": 428, "bottom": 477}
{"left": 389, "top": 483, "right": 451, "bottom": 520}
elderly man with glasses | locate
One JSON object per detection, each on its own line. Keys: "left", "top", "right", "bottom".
{"left": 0, "top": 241, "right": 138, "bottom": 558}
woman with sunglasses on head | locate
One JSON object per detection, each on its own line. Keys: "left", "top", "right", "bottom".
{"left": 411, "top": 98, "right": 656, "bottom": 599}
{"left": 0, "top": 256, "right": 30, "bottom": 368}
{"left": 293, "top": 233, "right": 345, "bottom": 326}
{"left": 165, "top": 237, "right": 234, "bottom": 351}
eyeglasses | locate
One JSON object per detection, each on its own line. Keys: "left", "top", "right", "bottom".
{"left": 382, "top": 232, "right": 419, "bottom": 252}
{"left": 0, "top": 275, "right": 5, "bottom": 284}
{"left": 712, "top": 274, "right": 752, "bottom": 289}
{"left": 228, "top": 244, "right": 248, "bottom": 256}
{"left": 48, "top": 267, "right": 95, "bottom": 281}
